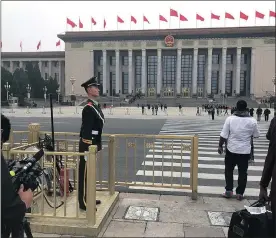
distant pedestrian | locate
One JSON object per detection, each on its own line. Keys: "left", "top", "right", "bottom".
{"left": 264, "top": 108, "right": 271, "bottom": 122}
{"left": 256, "top": 106, "right": 263, "bottom": 122}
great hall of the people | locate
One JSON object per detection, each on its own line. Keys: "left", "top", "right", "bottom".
{"left": 1, "top": 26, "right": 275, "bottom": 100}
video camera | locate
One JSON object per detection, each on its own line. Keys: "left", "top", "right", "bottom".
{"left": 7, "top": 149, "right": 44, "bottom": 192}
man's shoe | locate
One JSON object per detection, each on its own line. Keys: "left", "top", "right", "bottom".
{"left": 79, "top": 206, "right": 86, "bottom": 211}
{"left": 222, "top": 191, "right": 233, "bottom": 198}
{"left": 96, "top": 200, "right": 101, "bottom": 205}
{"left": 236, "top": 194, "right": 244, "bottom": 201}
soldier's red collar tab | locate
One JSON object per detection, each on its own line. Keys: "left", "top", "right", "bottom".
{"left": 87, "top": 101, "right": 94, "bottom": 106}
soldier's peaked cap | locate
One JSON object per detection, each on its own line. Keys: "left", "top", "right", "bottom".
{"left": 81, "top": 76, "right": 100, "bottom": 88}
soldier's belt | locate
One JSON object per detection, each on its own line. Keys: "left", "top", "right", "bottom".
{"left": 82, "top": 138, "right": 92, "bottom": 144}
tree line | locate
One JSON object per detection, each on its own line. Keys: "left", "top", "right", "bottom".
{"left": 1, "top": 62, "right": 59, "bottom": 104}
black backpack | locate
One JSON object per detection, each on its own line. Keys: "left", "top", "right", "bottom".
{"left": 228, "top": 200, "right": 273, "bottom": 238}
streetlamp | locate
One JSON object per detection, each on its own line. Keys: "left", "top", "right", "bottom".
{"left": 26, "top": 84, "right": 31, "bottom": 100}
{"left": 4, "top": 82, "right": 10, "bottom": 101}
{"left": 70, "top": 77, "right": 76, "bottom": 95}
{"left": 43, "top": 86, "right": 47, "bottom": 104}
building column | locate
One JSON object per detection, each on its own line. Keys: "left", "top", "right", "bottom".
{"left": 176, "top": 48, "right": 182, "bottom": 95}
{"left": 141, "top": 49, "right": 146, "bottom": 94}
{"left": 235, "top": 47, "right": 241, "bottom": 96}
{"left": 250, "top": 48, "right": 255, "bottom": 96}
{"left": 128, "top": 49, "right": 133, "bottom": 94}
{"left": 19, "top": 61, "right": 23, "bottom": 69}
{"left": 10, "top": 61, "right": 14, "bottom": 73}
{"left": 102, "top": 50, "right": 107, "bottom": 95}
{"left": 115, "top": 50, "right": 120, "bottom": 95}
{"left": 48, "top": 61, "right": 52, "bottom": 78}
{"left": 207, "top": 48, "right": 213, "bottom": 95}
{"left": 157, "top": 49, "right": 162, "bottom": 96}
{"left": 90, "top": 50, "right": 94, "bottom": 77}
{"left": 59, "top": 61, "right": 63, "bottom": 95}
{"left": 220, "top": 47, "right": 227, "bottom": 95}
{"left": 39, "top": 61, "right": 42, "bottom": 73}
{"left": 192, "top": 48, "right": 198, "bottom": 96}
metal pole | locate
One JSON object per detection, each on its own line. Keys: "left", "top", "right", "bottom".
{"left": 49, "top": 94, "right": 55, "bottom": 151}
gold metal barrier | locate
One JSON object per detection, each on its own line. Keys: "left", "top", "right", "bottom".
{"left": 7, "top": 124, "right": 199, "bottom": 200}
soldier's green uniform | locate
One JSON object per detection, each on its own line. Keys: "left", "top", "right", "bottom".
{"left": 78, "top": 77, "right": 105, "bottom": 210}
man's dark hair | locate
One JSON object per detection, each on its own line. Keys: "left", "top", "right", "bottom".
{"left": 1, "top": 114, "right": 11, "bottom": 143}
{"left": 236, "top": 100, "right": 247, "bottom": 111}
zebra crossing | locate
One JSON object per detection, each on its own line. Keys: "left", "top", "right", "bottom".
{"left": 132, "top": 118, "right": 271, "bottom": 197}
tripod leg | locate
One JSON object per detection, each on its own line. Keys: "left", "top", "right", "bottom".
{"left": 22, "top": 218, "right": 33, "bottom": 238}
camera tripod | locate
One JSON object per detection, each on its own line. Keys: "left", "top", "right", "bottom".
{"left": 2, "top": 217, "right": 33, "bottom": 238}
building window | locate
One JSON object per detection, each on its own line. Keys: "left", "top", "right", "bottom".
{"left": 135, "top": 56, "right": 142, "bottom": 91}
{"left": 181, "top": 54, "right": 192, "bottom": 88}
{"left": 147, "top": 56, "right": 157, "bottom": 88}
{"left": 110, "top": 56, "right": 116, "bottom": 66}
{"left": 241, "top": 54, "right": 247, "bottom": 64}
{"left": 97, "top": 71, "right": 103, "bottom": 95}
{"left": 240, "top": 70, "right": 247, "bottom": 94}
{"left": 98, "top": 56, "right": 103, "bottom": 66}
{"left": 211, "top": 70, "right": 219, "bottom": 94}
{"left": 54, "top": 73, "right": 59, "bottom": 81}
{"left": 110, "top": 72, "right": 116, "bottom": 95}
{"left": 122, "top": 72, "right": 129, "bottom": 94}
{"left": 197, "top": 54, "right": 206, "bottom": 90}
{"left": 162, "top": 55, "right": 176, "bottom": 88}
{"left": 44, "top": 62, "right": 48, "bottom": 67}
{"left": 226, "top": 54, "right": 233, "bottom": 64}
{"left": 45, "top": 73, "right": 48, "bottom": 80}
{"left": 122, "top": 56, "right": 128, "bottom": 66}
{"left": 212, "top": 54, "right": 219, "bottom": 64}
{"left": 226, "top": 70, "right": 233, "bottom": 95}
{"left": 54, "top": 62, "right": 58, "bottom": 67}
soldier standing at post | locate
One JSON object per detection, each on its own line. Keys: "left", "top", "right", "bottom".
{"left": 78, "top": 77, "right": 105, "bottom": 211}
{"left": 141, "top": 104, "right": 145, "bottom": 115}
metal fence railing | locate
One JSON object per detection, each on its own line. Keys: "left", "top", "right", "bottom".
{"left": 4, "top": 123, "right": 199, "bottom": 200}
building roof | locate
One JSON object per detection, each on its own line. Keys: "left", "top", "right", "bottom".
{"left": 58, "top": 26, "right": 276, "bottom": 42}
{"left": 1, "top": 51, "right": 65, "bottom": 59}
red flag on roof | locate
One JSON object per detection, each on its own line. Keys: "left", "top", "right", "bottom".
{"left": 240, "top": 12, "right": 248, "bottom": 20}
{"left": 91, "top": 17, "right": 96, "bottom": 25}
{"left": 67, "top": 18, "right": 77, "bottom": 28}
{"left": 117, "top": 16, "right": 124, "bottom": 23}
{"left": 79, "top": 18, "right": 83, "bottom": 28}
{"left": 196, "top": 14, "right": 204, "bottom": 21}
{"left": 56, "top": 40, "right": 61, "bottom": 47}
{"left": 159, "top": 14, "right": 168, "bottom": 22}
{"left": 143, "top": 15, "right": 150, "bottom": 23}
{"left": 269, "top": 10, "right": 276, "bottom": 18}
{"left": 131, "top": 16, "right": 137, "bottom": 24}
{"left": 255, "top": 11, "right": 265, "bottom": 19}
{"left": 37, "top": 40, "right": 41, "bottom": 50}
{"left": 179, "top": 14, "right": 188, "bottom": 21}
{"left": 225, "top": 12, "right": 235, "bottom": 20}
{"left": 211, "top": 13, "right": 220, "bottom": 20}
{"left": 170, "top": 8, "right": 178, "bottom": 17}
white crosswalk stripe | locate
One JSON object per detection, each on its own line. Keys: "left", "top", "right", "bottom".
{"left": 133, "top": 119, "right": 271, "bottom": 197}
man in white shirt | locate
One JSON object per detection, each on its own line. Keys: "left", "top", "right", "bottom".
{"left": 218, "top": 100, "right": 260, "bottom": 200}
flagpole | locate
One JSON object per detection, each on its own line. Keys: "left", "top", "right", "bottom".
{"left": 66, "top": 17, "right": 68, "bottom": 32}
{"left": 239, "top": 17, "right": 241, "bottom": 27}
{"left": 169, "top": 7, "right": 171, "bottom": 29}
{"left": 268, "top": 15, "right": 270, "bottom": 26}
{"left": 79, "top": 16, "right": 80, "bottom": 31}
{"left": 254, "top": 16, "right": 257, "bottom": 26}
{"left": 178, "top": 18, "right": 180, "bottom": 28}
{"left": 91, "top": 19, "right": 93, "bottom": 31}
{"left": 143, "top": 15, "right": 144, "bottom": 30}
{"left": 159, "top": 15, "right": 160, "bottom": 29}
{"left": 210, "top": 11, "right": 212, "bottom": 28}
{"left": 117, "top": 16, "right": 118, "bottom": 30}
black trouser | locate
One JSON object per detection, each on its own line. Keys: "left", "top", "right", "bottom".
{"left": 224, "top": 149, "right": 250, "bottom": 195}
{"left": 78, "top": 140, "right": 89, "bottom": 209}
{"left": 271, "top": 191, "right": 276, "bottom": 237}
{"left": 265, "top": 114, "right": 269, "bottom": 121}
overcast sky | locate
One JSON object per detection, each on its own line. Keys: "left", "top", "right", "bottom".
{"left": 1, "top": 1, "right": 275, "bottom": 52}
